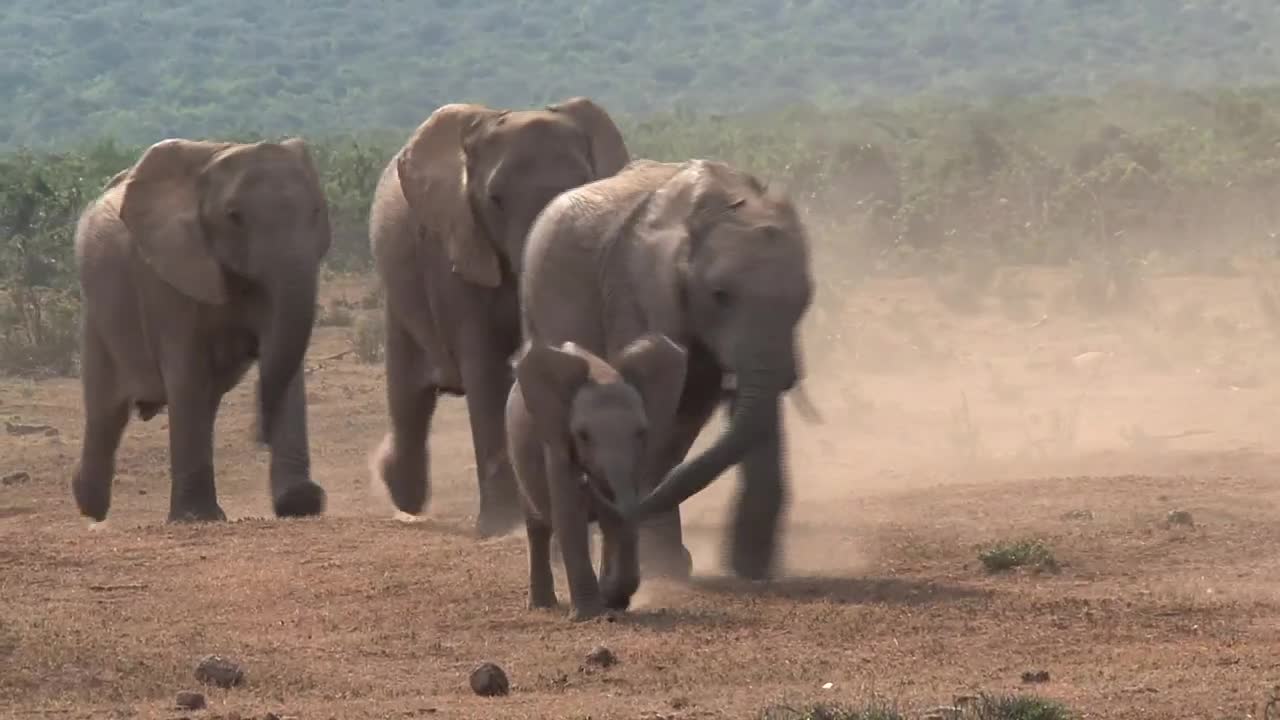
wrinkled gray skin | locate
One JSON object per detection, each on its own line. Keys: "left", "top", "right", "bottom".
{"left": 522, "top": 159, "right": 814, "bottom": 581}
{"left": 71, "top": 138, "right": 332, "bottom": 523}
{"left": 369, "top": 98, "right": 630, "bottom": 539}
{"left": 506, "top": 334, "right": 687, "bottom": 621}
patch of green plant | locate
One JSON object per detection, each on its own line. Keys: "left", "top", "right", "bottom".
{"left": 0, "top": 287, "right": 79, "bottom": 377}
{"left": 978, "top": 539, "right": 1059, "bottom": 573}
{"left": 962, "top": 693, "right": 1075, "bottom": 720}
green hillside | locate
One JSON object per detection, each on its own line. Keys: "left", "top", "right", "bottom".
{"left": 3, "top": 0, "right": 1280, "bottom": 146}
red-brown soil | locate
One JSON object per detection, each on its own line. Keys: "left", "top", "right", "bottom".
{"left": 3, "top": 268, "right": 1280, "bottom": 719}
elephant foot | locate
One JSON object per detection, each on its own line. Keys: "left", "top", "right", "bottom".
{"left": 528, "top": 591, "right": 559, "bottom": 610}
{"left": 728, "top": 538, "right": 777, "bottom": 581}
{"left": 474, "top": 500, "right": 524, "bottom": 539}
{"left": 601, "top": 575, "right": 638, "bottom": 611}
{"left": 273, "top": 481, "right": 326, "bottom": 518}
{"left": 373, "top": 434, "right": 428, "bottom": 515}
{"left": 71, "top": 466, "right": 111, "bottom": 522}
{"left": 567, "top": 598, "right": 606, "bottom": 623}
{"left": 167, "top": 504, "right": 228, "bottom": 523}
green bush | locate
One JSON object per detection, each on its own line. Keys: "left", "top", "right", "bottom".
{"left": 978, "top": 539, "right": 1059, "bottom": 574}
{"left": 5, "top": 86, "right": 1280, "bottom": 377}
{"left": 962, "top": 693, "right": 1075, "bottom": 720}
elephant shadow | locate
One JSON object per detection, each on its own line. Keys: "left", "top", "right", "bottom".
{"left": 688, "top": 574, "right": 992, "bottom": 607}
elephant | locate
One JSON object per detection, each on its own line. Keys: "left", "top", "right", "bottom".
{"left": 70, "top": 137, "right": 333, "bottom": 523}
{"left": 520, "top": 158, "right": 815, "bottom": 581}
{"left": 368, "top": 97, "right": 630, "bottom": 538}
{"left": 506, "top": 334, "right": 687, "bottom": 621}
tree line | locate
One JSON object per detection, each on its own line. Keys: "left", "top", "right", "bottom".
{"left": 3, "top": 85, "right": 1280, "bottom": 375}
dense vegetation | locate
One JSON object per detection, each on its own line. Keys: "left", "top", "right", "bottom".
{"left": 5, "top": 84, "right": 1280, "bottom": 377}
{"left": 4, "top": 0, "right": 1280, "bottom": 147}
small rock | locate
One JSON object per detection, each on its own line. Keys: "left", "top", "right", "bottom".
{"left": 584, "top": 645, "right": 616, "bottom": 668}
{"left": 1, "top": 471, "right": 30, "bottom": 486}
{"left": 1166, "top": 510, "right": 1194, "bottom": 527}
{"left": 1021, "top": 670, "right": 1050, "bottom": 683}
{"left": 175, "top": 691, "right": 206, "bottom": 710}
{"left": 469, "top": 662, "right": 509, "bottom": 697}
{"left": 195, "top": 654, "right": 244, "bottom": 688}
{"left": 1061, "top": 509, "right": 1093, "bottom": 521}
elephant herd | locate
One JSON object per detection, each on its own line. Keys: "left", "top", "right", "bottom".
{"left": 68, "top": 96, "right": 816, "bottom": 621}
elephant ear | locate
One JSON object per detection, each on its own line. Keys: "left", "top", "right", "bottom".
{"left": 515, "top": 342, "right": 592, "bottom": 448}
{"left": 614, "top": 333, "right": 688, "bottom": 451}
{"left": 278, "top": 137, "right": 333, "bottom": 262}
{"left": 397, "top": 104, "right": 505, "bottom": 288}
{"left": 547, "top": 97, "right": 630, "bottom": 177}
{"left": 118, "top": 138, "right": 233, "bottom": 306}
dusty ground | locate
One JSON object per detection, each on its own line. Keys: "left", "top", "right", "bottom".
{"left": 4, "top": 262, "right": 1280, "bottom": 719}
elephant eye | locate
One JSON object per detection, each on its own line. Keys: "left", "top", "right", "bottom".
{"left": 489, "top": 192, "right": 503, "bottom": 208}
{"left": 226, "top": 208, "right": 244, "bottom": 227}
{"left": 711, "top": 287, "right": 732, "bottom": 308}
{"left": 575, "top": 428, "right": 591, "bottom": 445}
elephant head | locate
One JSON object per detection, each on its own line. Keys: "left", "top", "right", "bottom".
{"left": 397, "top": 97, "right": 629, "bottom": 288}
{"left": 116, "top": 137, "right": 332, "bottom": 444}
{"left": 635, "top": 160, "right": 815, "bottom": 515}
{"left": 515, "top": 334, "right": 687, "bottom": 520}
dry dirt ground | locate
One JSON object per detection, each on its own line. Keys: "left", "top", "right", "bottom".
{"left": 4, "top": 264, "right": 1280, "bottom": 719}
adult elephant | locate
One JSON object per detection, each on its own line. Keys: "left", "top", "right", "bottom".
{"left": 368, "top": 97, "right": 630, "bottom": 539}
{"left": 521, "top": 158, "right": 815, "bottom": 581}
{"left": 72, "top": 137, "right": 332, "bottom": 523}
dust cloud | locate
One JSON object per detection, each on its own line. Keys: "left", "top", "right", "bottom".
{"left": 664, "top": 180, "right": 1280, "bottom": 580}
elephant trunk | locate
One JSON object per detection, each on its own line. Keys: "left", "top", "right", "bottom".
{"left": 633, "top": 367, "right": 782, "bottom": 518}
{"left": 604, "top": 459, "right": 639, "bottom": 516}
{"left": 256, "top": 263, "right": 318, "bottom": 446}
{"left": 582, "top": 461, "right": 639, "bottom": 528}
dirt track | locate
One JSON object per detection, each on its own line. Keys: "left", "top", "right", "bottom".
{"left": 3, "top": 269, "right": 1280, "bottom": 719}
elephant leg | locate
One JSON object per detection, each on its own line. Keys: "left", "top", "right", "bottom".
{"left": 526, "top": 516, "right": 557, "bottom": 609}
{"left": 375, "top": 310, "right": 438, "bottom": 515}
{"left": 71, "top": 331, "right": 131, "bottom": 522}
{"left": 726, "top": 395, "right": 788, "bottom": 580}
{"left": 265, "top": 362, "right": 326, "bottom": 518}
{"left": 458, "top": 329, "right": 522, "bottom": 538}
{"left": 638, "top": 364, "right": 723, "bottom": 580}
{"left": 163, "top": 352, "right": 225, "bottom": 523}
{"left": 599, "top": 522, "right": 640, "bottom": 611}
{"left": 548, "top": 453, "right": 604, "bottom": 621}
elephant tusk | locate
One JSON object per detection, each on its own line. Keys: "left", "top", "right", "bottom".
{"left": 789, "top": 383, "right": 823, "bottom": 424}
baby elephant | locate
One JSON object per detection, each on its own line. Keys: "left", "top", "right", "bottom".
{"left": 506, "top": 334, "right": 687, "bottom": 621}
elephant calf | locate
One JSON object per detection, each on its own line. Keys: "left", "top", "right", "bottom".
{"left": 505, "top": 334, "right": 687, "bottom": 621}
{"left": 71, "top": 138, "right": 332, "bottom": 523}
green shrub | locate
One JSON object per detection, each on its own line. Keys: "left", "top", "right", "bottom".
{"left": 978, "top": 539, "right": 1059, "bottom": 573}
